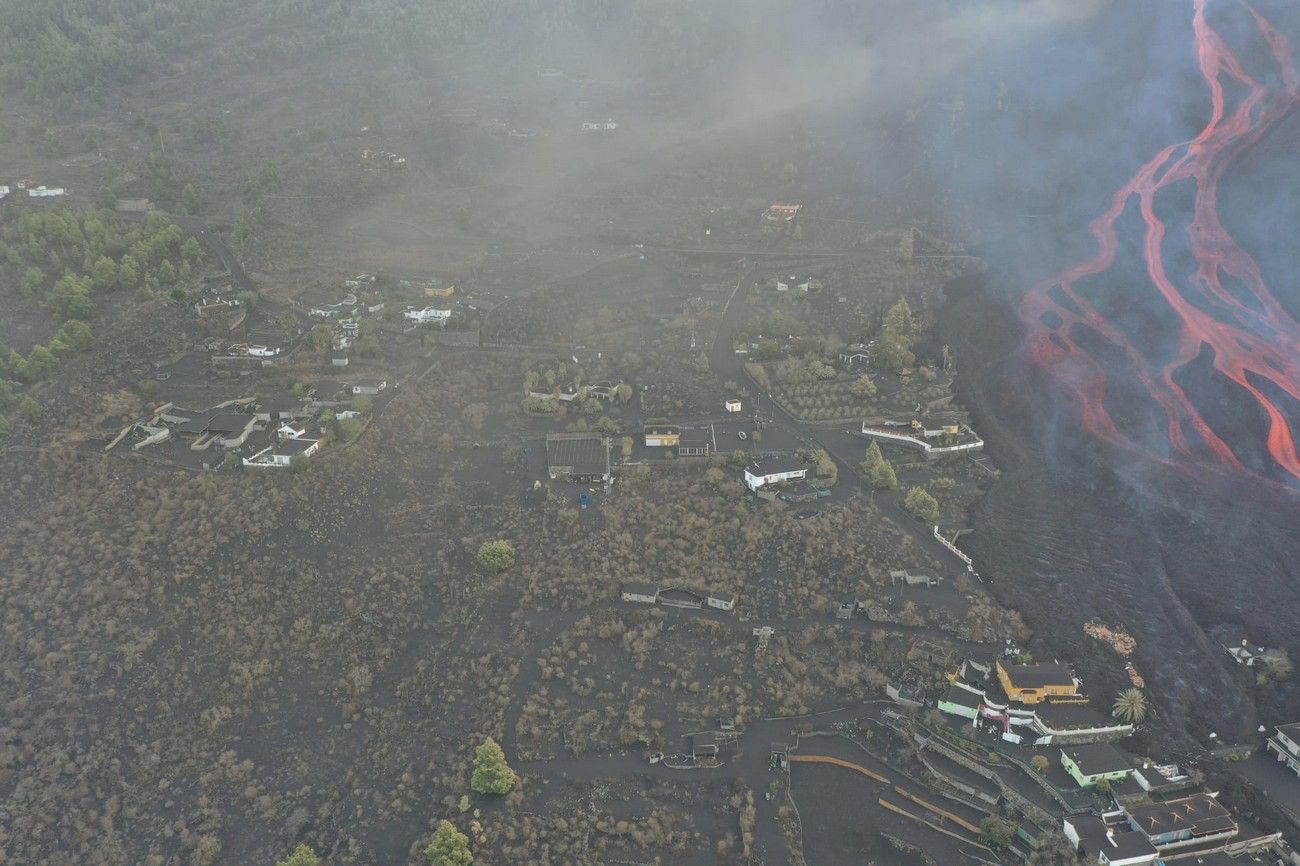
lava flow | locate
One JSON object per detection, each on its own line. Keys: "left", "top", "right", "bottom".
{"left": 1021, "top": 0, "right": 1300, "bottom": 484}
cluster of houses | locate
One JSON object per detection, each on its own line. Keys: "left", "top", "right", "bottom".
{"left": 928, "top": 651, "right": 1296, "bottom": 864}
{"left": 528, "top": 380, "right": 622, "bottom": 405}
{"left": 0, "top": 180, "right": 67, "bottom": 201}
{"left": 1060, "top": 791, "right": 1283, "bottom": 865}
{"left": 311, "top": 289, "right": 385, "bottom": 321}
{"left": 404, "top": 305, "right": 453, "bottom": 326}
{"left": 106, "top": 384, "right": 378, "bottom": 471}
{"left": 937, "top": 656, "right": 1133, "bottom": 747}
{"left": 643, "top": 423, "right": 718, "bottom": 457}
{"left": 108, "top": 395, "right": 319, "bottom": 469}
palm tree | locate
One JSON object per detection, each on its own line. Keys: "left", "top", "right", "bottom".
{"left": 1113, "top": 688, "right": 1148, "bottom": 724}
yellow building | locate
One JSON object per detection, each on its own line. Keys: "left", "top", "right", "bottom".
{"left": 644, "top": 426, "right": 680, "bottom": 448}
{"left": 996, "top": 660, "right": 1083, "bottom": 705}
{"left": 423, "top": 281, "right": 456, "bottom": 298}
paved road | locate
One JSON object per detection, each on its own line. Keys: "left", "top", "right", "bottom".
{"left": 173, "top": 216, "right": 255, "bottom": 294}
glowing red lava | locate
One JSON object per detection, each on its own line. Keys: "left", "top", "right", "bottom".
{"left": 1021, "top": 0, "right": 1300, "bottom": 483}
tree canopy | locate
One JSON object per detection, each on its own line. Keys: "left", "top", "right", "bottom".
{"left": 277, "top": 843, "right": 321, "bottom": 866}
{"left": 470, "top": 737, "right": 517, "bottom": 794}
{"left": 425, "top": 820, "right": 473, "bottom": 866}
{"left": 476, "top": 540, "right": 516, "bottom": 573}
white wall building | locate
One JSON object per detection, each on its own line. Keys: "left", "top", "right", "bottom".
{"left": 743, "top": 457, "right": 808, "bottom": 491}
{"left": 403, "top": 306, "right": 452, "bottom": 325}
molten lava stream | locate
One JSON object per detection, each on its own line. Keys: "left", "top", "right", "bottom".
{"left": 1021, "top": 0, "right": 1300, "bottom": 485}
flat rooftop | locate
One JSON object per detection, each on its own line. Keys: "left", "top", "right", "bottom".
{"left": 545, "top": 434, "right": 609, "bottom": 477}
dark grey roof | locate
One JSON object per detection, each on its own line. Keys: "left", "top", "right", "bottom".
{"left": 276, "top": 437, "right": 319, "bottom": 456}
{"left": 1276, "top": 722, "right": 1300, "bottom": 743}
{"left": 999, "top": 661, "right": 1074, "bottom": 689}
{"left": 747, "top": 455, "right": 806, "bottom": 476}
{"left": 180, "top": 412, "right": 256, "bottom": 435}
{"left": 1100, "top": 831, "right": 1157, "bottom": 860}
{"left": 940, "top": 685, "right": 982, "bottom": 709}
{"left": 1035, "top": 702, "right": 1123, "bottom": 730}
{"left": 258, "top": 393, "right": 310, "bottom": 413}
{"left": 207, "top": 414, "right": 257, "bottom": 434}
{"left": 1065, "top": 814, "right": 1107, "bottom": 840}
{"left": 1063, "top": 742, "right": 1129, "bottom": 776}
{"left": 545, "top": 434, "right": 609, "bottom": 477}
{"left": 622, "top": 582, "right": 658, "bottom": 596}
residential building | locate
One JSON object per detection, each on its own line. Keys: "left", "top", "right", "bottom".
{"left": 351, "top": 379, "right": 387, "bottom": 395}
{"left": 861, "top": 419, "right": 985, "bottom": 459}
{"left": 1063, "top": 815, "right": 1158, "bottom": 866}
{"left": 724, "top": 399, "right": 742, "bottom": 413}
{"left": 1125, "top": 794, "right": 1237, "bottom": 851}
{"left": 422, "top": 281, "right": 456, "bottom": 298}
{"left": 644, "top": 426, "right": 680, "bottom": 448}
{"left": 706, "top": 593, "right": 736, "bottom": 612}
{"left": 277, "top": 421, "right": 309, "bottom": 440}
{"left": 839, "top": 345, "right": 870, "bottom": 367}
{"left": 1061, "top": 743, "right": 1133, "bottom": 788}
{"left": 1266, "top": 723, "right": 1300, "bottom": 776}
{"left": 243, "top": 437, "right": 320, "bottom": 469}
{"left": 764, "top": 202, "right": 802, "bottom": 223}
{"left": 996, "top": 660, "right": 1081, "bottom": 704}
{"left": 177, "top": 412, "right": 260, "bottom": 449}
{"left": 890, "top": 569, "right": 940, "bottom": 587}
{"left": 0, "top": 184, "right": 9, "bottom": 201}
{"left": 743, "top": 456, "right": 808, "bottom": 491}
{"left": 404, "top": 305, "right": 452, "bottom": 325}
{"left": 937, "top": 684, "right": 982, "bottom": 721}
{"left": 1224, "top": 638, "right": 1267, "bottom": 666}
{"left": 621, "top": 584, "right": 659, "bottom": 605}
{"left": 545, "top": 433, "right": 611, "bottom": 482}
{"left": 691, "top": 732, "right": 720, "bottom": 758}
{"left": 28, "top": 186, "right": 66, "bottom": 197}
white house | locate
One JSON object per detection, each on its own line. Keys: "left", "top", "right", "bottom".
{"left": 277, "top": 421, "right": 309, "bottom": 440}
{"left": 403, "top": 306, "right": 452, "bottom": 325}
{"left": 724, "top": 399, "right": 742, "bottom": 413}
{"left": 706, "top": 594, "right": 736, "bottom": 612}
{"left": 0, "top": 185, "right": 9, "bottom": 201}
{"left": 242, "top": 437, "right": 320, "bottom": 468}
{"left": 28, "top": 186, "right": 66, "bottom": 197}
{"left": 246, "top": 345, "right": 279, "bottom": 358}
{"left": 743, "top": 456, "right": 808, "bottom": 491}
